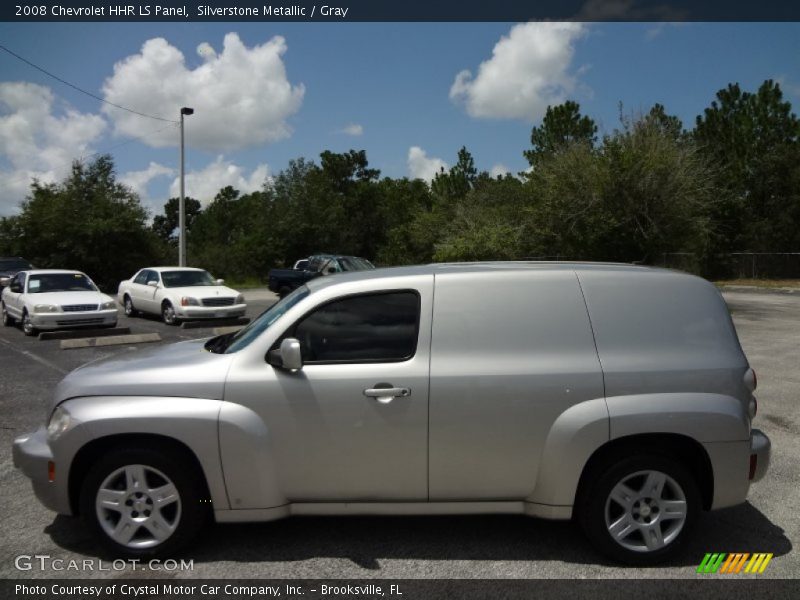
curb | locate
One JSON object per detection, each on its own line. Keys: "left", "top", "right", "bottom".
{"left": 60, "top": 332, "right": 161, "bottom": 349}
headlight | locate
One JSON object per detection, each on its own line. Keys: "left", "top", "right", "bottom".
{"left": 235, "top": 294, "right": 245, "bottom": 304}
{"left": 34, "top": 304, "right": 60, "bottom": 313}
{"left": 100, "top": 300, "right": 116, "bottom": 310}
{"left": 47, "top": 406, "right": 72, "bottom": 439}
{"left": 180, "top": 296, "right": 200, "bottom": 306}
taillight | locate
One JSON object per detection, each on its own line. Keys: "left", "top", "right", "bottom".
{"left": 744, "top": 368, "right": 757, "bottom": 392}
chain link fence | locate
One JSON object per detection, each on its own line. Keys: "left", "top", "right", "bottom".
{"left": 660, "top": 253, "right": 800, "bottom": 279}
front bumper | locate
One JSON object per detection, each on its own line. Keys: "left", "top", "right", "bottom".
{"left": 749, "top": 428, "right": 771, "bottom": 482}
{"left": 30, "top": 308, "right": 118, "bottom": 330}
{"left": 12, "top": 426, "right": 71, "bottom": 515}
{"left": 176, "top": 303, "right": 247, "bottom": 320}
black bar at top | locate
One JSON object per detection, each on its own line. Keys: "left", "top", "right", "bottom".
{"left": 3, "top": 0, "right": 800, "bottom": 22}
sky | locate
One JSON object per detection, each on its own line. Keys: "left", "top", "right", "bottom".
{"left": 1, "top": 21, "right": 799, "bottom": 217}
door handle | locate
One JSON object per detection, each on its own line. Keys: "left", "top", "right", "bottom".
{"left": 363, "top": 386, "right": 411, "bottom": 404}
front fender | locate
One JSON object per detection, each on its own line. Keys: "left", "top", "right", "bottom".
{"left": 63, "top": 396, "right": 229, "bottom": 510}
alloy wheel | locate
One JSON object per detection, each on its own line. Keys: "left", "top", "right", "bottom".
{"left": 604, "top": 469, "right": 688, "bottom": 553}
{"left": 95, "top": 464, "right": 182, "bottom": 549}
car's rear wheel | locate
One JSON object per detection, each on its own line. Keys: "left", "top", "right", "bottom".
{"left": 578, "top": 455, "right": 699, "bottom": 565}
{"left": 123, "top": 295, "right": 137, "bottom": 317}
{"left": 1, "top": 302, "right": 13, "bottom": 326}
{"left": 161, "top": 301, "right": 179, "bottom": 326}
{"left": 21, "top": 310, "right": 37, "bottom": 336}
{"left": 79, "top": 446, "right": 209, "bottom": 557}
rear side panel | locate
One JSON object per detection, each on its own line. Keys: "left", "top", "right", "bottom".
{"left": 428, "top": 270, "right": 605, "bottom": 500}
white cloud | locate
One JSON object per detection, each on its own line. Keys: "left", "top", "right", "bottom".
{"left": 337, "top": 123, "right": 364, "bottom": 136}
{"left": 449, "top": 22, "right": 587, "bottom": 121}
{"left": 119, "top": 162, "right": 175, "bottom": 213}
{"left": 407, "top": 146, "right": 448, "bottom": 182}
{"left": 102, "top": 33, "right": 305, "bottom": 151}
{"left": 168, "top": 156, "right": 270, "bottom": 205}
{"left": 777, "top": 76, "right": 800, "bottom": 99}
{"left": 0, "top": 82, "right": 106, "bottom": 215}
{"left": 489, "top": 164, "right": 511, "bottom": 178}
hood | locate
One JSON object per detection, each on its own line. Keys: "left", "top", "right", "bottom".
{"left": 28, "top": 290, "right": 113, "bottom": 305}
{"left": 166, "top": 285, "right": 241, "bottom": 299}
{"left": 52, "top": 338, "right": 234, "bottom": 409}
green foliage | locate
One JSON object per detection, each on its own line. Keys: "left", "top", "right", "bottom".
{"left": 3, "top": 155, "right": 160, "bottom": 291}
{"left": 694, "top": 80, "right": 800, "bottom": 261}
{"left": 3, "top": 80, "right": 798, "bottom": 283}
{"left": 524, "top": 101, "right": 597, "bottom": 169}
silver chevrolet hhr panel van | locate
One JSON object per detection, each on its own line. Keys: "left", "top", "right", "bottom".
{"left": 13, "top": 263, "right": 770, "bottom": 564}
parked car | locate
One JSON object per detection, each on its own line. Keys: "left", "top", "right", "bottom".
{"left": 1, "top": 269, "right": 117, "bottom": 336}
{"left": 268, "top": 253, "right": 375, "bottom": 298}
{"left": 13, "top": 263, "right": 769, "bottom": 563}
{"left": 0, "top": 257, "right": 34, "bottom": 287}
{"left": 117, "top": 267, "right": 246, "bottom": 325}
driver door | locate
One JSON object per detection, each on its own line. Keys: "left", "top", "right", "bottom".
{"left": 222, "top": 276, "right": 433, "bottom": 505}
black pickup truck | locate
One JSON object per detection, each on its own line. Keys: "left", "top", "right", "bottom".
{"left": 268, "top": 254, "right": 375, "bottom": 297}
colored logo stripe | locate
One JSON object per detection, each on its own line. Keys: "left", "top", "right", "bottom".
{"left": 697, "top": 553, "right": 773, "bottom": 574}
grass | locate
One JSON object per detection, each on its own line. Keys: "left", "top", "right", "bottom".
{"left": 715, "top": 279, "right": 800, "bottom": 289}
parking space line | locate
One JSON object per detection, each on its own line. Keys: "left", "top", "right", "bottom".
{"left": 0, "top": 337, "right": 68, "bottom": 374}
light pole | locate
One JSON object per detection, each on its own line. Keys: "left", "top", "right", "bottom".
{"left": 178, "top": 107, "right": 194, "bottom": 267}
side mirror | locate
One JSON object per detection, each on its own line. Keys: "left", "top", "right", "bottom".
{"left": 216, "top": 279, "right": 225, "bottom": 285}
{"left": 147, "top": 280, "right": 158, "bottom": 288}
{"left": 267, "top": 338, "right": 303, "bottom": 371}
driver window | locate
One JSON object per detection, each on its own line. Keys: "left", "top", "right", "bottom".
{"left": 291, "top": 291, "right": 420, "bottom": 363}
{"left": 133, "top": 270, "right": 148, "bottom": 285}
{"left": 145, "top": 271, "right": 160, "bottom": 285}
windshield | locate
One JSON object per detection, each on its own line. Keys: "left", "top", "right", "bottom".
{"left": 206, "top": 286, "right": 310, "bottom": 354}
{"left": 161, "top": 270, "right": 217, "bottom": 288}
{"left": 338, "top": 257, "right": 375, "bottom": 271}
{"left": 0, "top": 259, "right": 31, "bottom": 271}
{"left": 27, "top": 273, "right": 97, "bottom": 293}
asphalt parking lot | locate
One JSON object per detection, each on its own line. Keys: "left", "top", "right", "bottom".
{"left": 0, "top": 288, "right": 797, "bottom": 581}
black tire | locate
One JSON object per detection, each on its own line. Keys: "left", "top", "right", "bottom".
{"left": 1, "top": 302, "right": 13, "bottom": 326}
{"left": 78, "top": 445, "right": 210, "bottom": 558}
{"left": 578, "top": 454, "right": 700, "bottom": 565}
{"left": 123, "top": 295, "right": 137, "bottom": 318}
{"left": 161, "top": 301, "right": 180, "bottom": 326}
{"left": 21, "top": 310, "right": 37, "bottom": 336}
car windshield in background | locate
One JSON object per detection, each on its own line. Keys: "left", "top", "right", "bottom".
{"left": 0, "top": 259, "right": 32, "bottom": 271}
{"left": 27, "top": 273, "right": 96, "bottom": 293}
{"left": 213, "top": 286, "right": 310, "bottom": 354}
{"left": 161, "top": 270, "right": 216, "bottom": 287}
{"left": 338, "top": 257, "right": 374, "bottom": 271}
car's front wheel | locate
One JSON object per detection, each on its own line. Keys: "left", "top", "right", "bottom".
{"left": 1, "top": 302, "right": 13, "bottom": 326}
{"left": 578, "top": 455, "right": 699, "bottom": 565}
{"left": 21, "top": 310, "right": 37, "bottom": 336}
{"left": 123, "top": 295, "right": 137, "bottom": 318}
{"left": 79, "top": 446, "right": 209, "bottom": 557}
{"left": 161, "top": 301, "right": 179, "bottom": 326}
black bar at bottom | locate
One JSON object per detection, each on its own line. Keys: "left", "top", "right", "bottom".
{"left": 181, "top": 317, "right": 250, "bottom": 329}
{"left": 38, "top": 327, "right": 131, "bottom": 341}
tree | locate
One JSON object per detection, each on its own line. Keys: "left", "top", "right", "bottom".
{"left": 694, "top": 80, "right": 800, "bottom": 259}
{"left": 152, "top": 196, "right": 202, "bottom": 243}
{"left": 431, "top": 146, "right": 478, "bottom": 201}
{"left": 6, "top": 155, "right": 160, "bottom": 290}
{"left": 524, "top": 101, "right": 597, "bottom": 169}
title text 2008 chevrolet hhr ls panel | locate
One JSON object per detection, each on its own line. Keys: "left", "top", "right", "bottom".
{"left": 13, "top": 263, "right": 770, "bottom": 564}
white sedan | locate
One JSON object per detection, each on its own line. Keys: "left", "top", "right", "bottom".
{"left": 1, "top": 269, "right": 118, "bottom": 336}
{"left": 117, "top": 267, "right": 247, "bottom": 325}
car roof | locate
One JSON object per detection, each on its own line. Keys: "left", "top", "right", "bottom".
{"left": 20, "top": 269, "right": 86, "bottom": 275}
{"left": 305, "top": 261, "right": 672, "bottom": 293}
{"left": 141, "top": 267, "right": 207, "bottom": 273}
